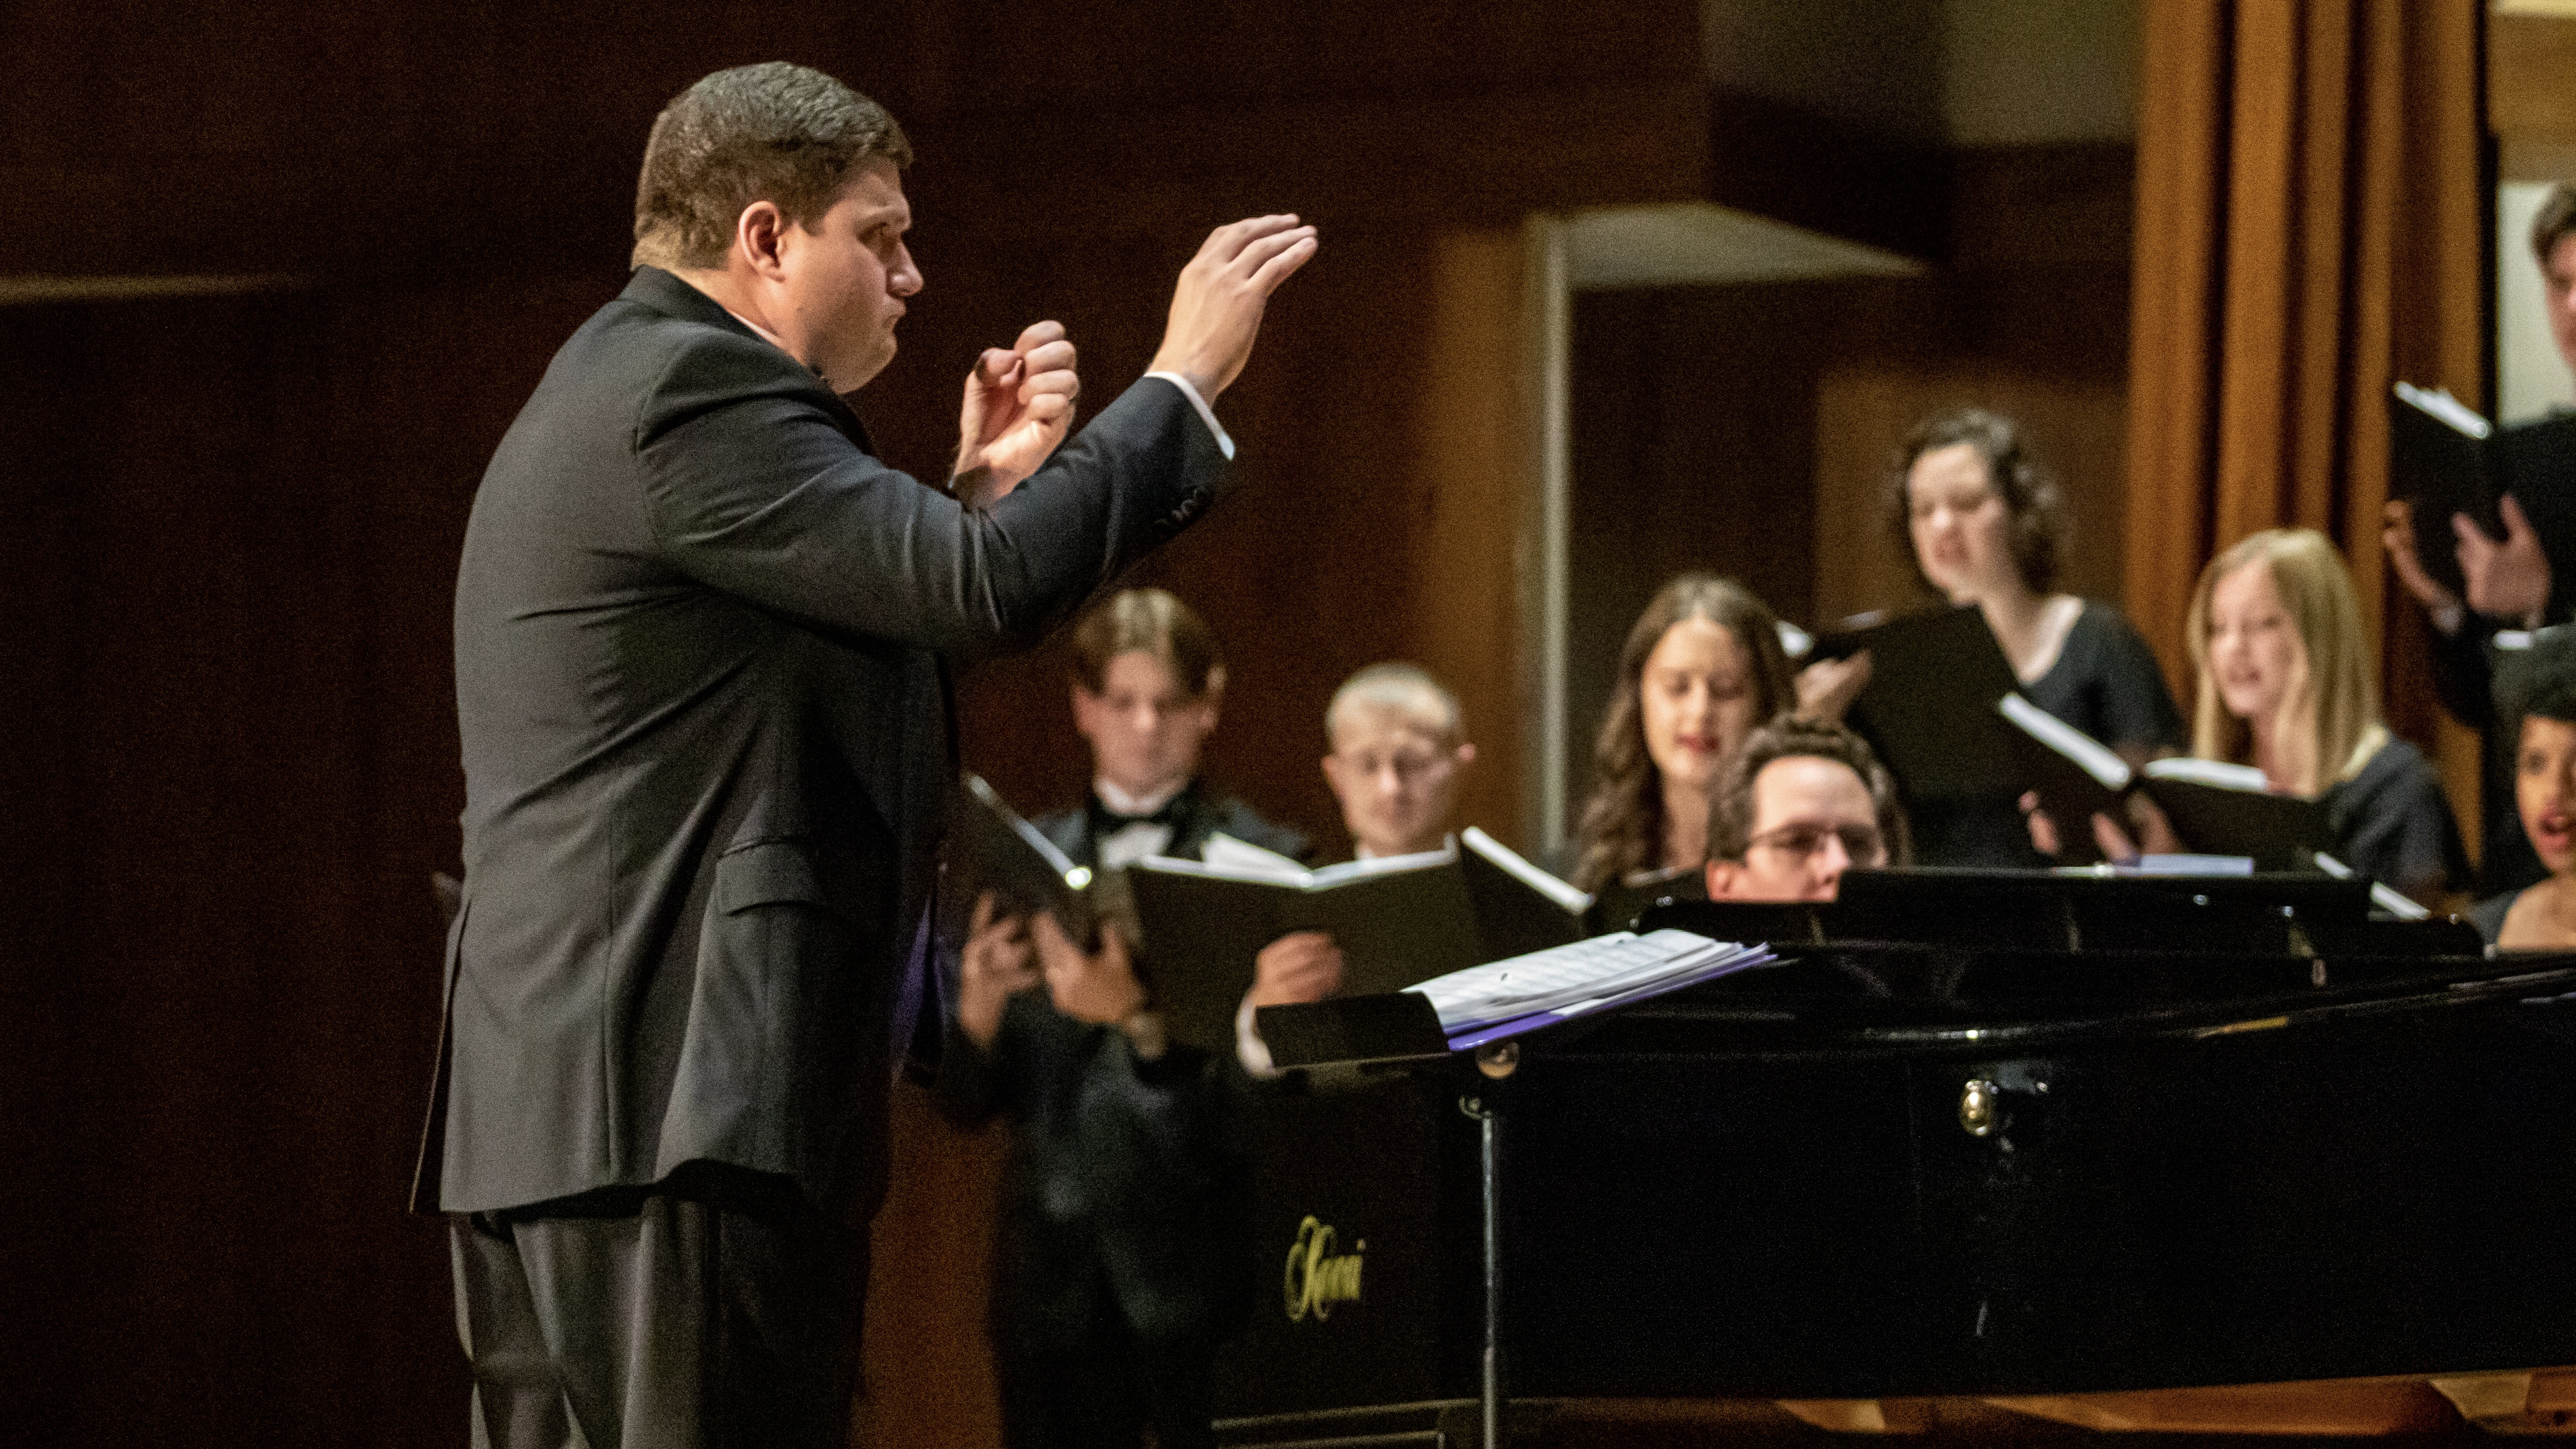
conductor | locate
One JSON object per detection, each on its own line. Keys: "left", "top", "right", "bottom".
{"left": 422, "top": 61, "right": 1316, "bottom": 1449}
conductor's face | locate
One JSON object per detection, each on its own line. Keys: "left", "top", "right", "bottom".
{"left": 777, "top": 160, "right": 921, "bottom": 393}
{"left": 1707, "top": 756, "right": 1887, "bottom": 903}
{"left": 1073, "top": 650, "right": 1219, "bottom": 802}
{"left": 1640, "top": 617, "right": 1757, "bottom": 796}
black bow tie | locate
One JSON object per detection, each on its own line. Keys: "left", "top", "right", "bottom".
{"left": 1090, "top": 793, "right": 1187, "bottom": 834}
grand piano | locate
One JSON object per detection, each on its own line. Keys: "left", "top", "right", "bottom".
{"left": 1221, "top": 870, "right": 2576, "bottom": 1444}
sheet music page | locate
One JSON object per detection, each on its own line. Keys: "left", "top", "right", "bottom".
{"left": 2141, "top": 757, "right": 2272, "bottom": 792}
{"left": 1998, "top": 693, "right": 2131, "bottom": 789}
{"left": 1197, "top": 831, "right": 1309, "bottom": 878}
{"left": 1407, "top": 929, "right": 1730, "bottom": 1029}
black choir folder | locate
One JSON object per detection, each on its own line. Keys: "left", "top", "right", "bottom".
{"left": 1255, "top": 929, "right": 1775, "bottom": 1070}
{"left": 1996, "top": 695, "right": 2331, "bottom": 870}
{"left": 2389, "top": 382, "right": 2507, "bottom": 599}
{"left": 1812, "top": 604, "right": 2021, "bottom": 801}
{"left": 1127, "top": 828, "right": 1595, "bottom": 1055}
{"left": 949, "top": 772, "right": 1097, "bottom": 940}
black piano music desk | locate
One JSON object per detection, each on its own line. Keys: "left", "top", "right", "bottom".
{"left": 1216, "top": 871, "right": 2576, "bottom": 1435}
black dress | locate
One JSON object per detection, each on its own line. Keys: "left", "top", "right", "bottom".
{"left": 2322, "top": 737, "right": 2470, "bottom": 903}
{"left": 2024, "top": 601, "right": 2190, "bottom": 756}
{"left": 1913, "top": 601, "right": 2189, "bottom": 868}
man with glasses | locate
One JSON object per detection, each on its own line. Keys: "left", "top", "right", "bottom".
{"left": 1704, "top": 718, "right": 1910, "bottom": 902}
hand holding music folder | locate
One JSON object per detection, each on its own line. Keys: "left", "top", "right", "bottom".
{"left": 2390, "top": 382, "right": 2508, "bottom": 601}
{"left": 1253, "top": 930, "right": 1774, "bottom": 1070}
{"left": 1126, "top": 828, "right": 1598, "bottom": 1055}
{"left": 1995, "top": 697, "right": 2330, "bottom": 871}
{"left": 949, "top": 773, "right": 1098, "bottom": 942}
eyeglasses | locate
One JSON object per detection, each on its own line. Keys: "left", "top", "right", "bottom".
{"left": 1746, "top": 822, "right": 1884, "bottom": 864}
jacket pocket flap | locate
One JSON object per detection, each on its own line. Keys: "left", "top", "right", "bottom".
{"left": 716, "top": 839, "right": 826, "bottom": 913}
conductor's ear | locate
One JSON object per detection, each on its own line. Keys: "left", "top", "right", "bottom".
{"left": 736, "top": 200, "right": 791, "bottom": 278}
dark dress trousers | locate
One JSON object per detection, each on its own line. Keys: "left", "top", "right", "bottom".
{"left": 426, "top": 265, "right": 1230, "bottom": 1444}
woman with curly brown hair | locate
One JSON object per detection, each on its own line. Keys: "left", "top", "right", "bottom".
{"left": 1891, "top": 407, "right": 2185, "bottom": 864}
{"left": 1567, "top": 574, "right": 1799, "bottom": 896}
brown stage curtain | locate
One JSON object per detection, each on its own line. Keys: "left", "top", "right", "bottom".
{"left": 2126, "top": 0, "right": 2485, "bottom": 808}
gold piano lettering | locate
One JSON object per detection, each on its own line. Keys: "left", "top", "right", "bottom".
{"left": 1283, "top": 1215, "right": 1366, "bottom": 1322}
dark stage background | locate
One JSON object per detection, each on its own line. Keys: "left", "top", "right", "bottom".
{"left": 0, "top": 4, "right": 2134, "bottom": 1443}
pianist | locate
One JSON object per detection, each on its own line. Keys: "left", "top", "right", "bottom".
{"left": 1704, "top": 718, "right": 1911, "bottom": 902}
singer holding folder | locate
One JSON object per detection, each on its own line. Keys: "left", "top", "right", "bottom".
{"left": 1888, "top": 408, "right": 2184, "bottom": 866}
{"left": 942, "top": 591, "right": 1330, "bottom": 1449}
{"left": 2175, "top": 530, "right": 2465, "bottom": 907}
{"left": 2382, "top": 182, "right": 2576, "bottom": 895}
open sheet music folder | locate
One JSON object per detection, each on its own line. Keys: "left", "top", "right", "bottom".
{"left": 1812, "top": 604, "right": 2022, "bottom": 803}
{"left": 1254, "top": 930, "right": 1776, "bottom": 1070}
{"left": 948, "top": 772, "right": 1097, "bottom": 941}
{"left": 1131, "top": 827, "right": 1599, "bottom": 1054}
{"left": 1996, "top": 695, "right": 2334, "bottom": 871}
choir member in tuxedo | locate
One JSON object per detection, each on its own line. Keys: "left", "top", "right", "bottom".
{"left": 941, "top": 589, "right": 1323, "bottom": 1449}
{"left": 1703, "top": 718, "right": 1908, "bottom": 903}
{"left": 2384, "top": 182, "right": 2576, "bottom": 895}
{"left": 1891, "top": 408, "right": 2185, "bottom": 865}
{"left": 1036, "top": 588, "right": 1308, "bottom": 870}
{"left": 2169, "top": 529, "right": 2466, "bottom": 907}
{"left": 1567, "top": 575, "right": 1799, "bottom": 895}
{"left": 2472, "top": 642, "right": 2576, "bottom": 946}
{"left": 1231, "top": 663, "right": 1475, "bottom": 1077}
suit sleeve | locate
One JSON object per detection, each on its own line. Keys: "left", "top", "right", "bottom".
{"left": 2424, "top": 610, "right": 2498, "bottom": 730}
{"left": 637, "top": 337, "right": 1231, "bottom": 655}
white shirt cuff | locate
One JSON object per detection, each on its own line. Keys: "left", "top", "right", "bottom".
{"left": 1144, "top": 372, "right": 1236, "bottom": 461}
{"left": 1234, "top": 992, "right": 1281, "bottom": 1078}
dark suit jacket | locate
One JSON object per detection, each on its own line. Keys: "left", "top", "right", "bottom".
{"left": 2420, "top": 415, "right": 2576, "bottom": 895}
{"left": 422, "top": 266, "right": 1230, "bottom": 1226}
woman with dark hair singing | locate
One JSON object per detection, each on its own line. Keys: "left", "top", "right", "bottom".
{"left": 1567, "top": 573, "right": 1799, "bottom": 896}
{"left": 1892, "top": 407, "right": 2185, "bottom": 863}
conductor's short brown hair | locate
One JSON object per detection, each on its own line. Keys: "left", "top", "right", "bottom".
{"left": 633, "top": 62, "right": 914, "bottom": 272}
{"left": 1070, "top": 589, "right": 1224, "bottom": 698}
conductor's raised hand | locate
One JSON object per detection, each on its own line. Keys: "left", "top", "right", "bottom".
{"left": 1146, "top": 214, "right": 1320, "bottom": 402}
{"left": 954, "top": 320, "right": 1080, "bottom": 505}
{"left": 1249, "top": 930, "right": 1343, "bottom": 1009}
